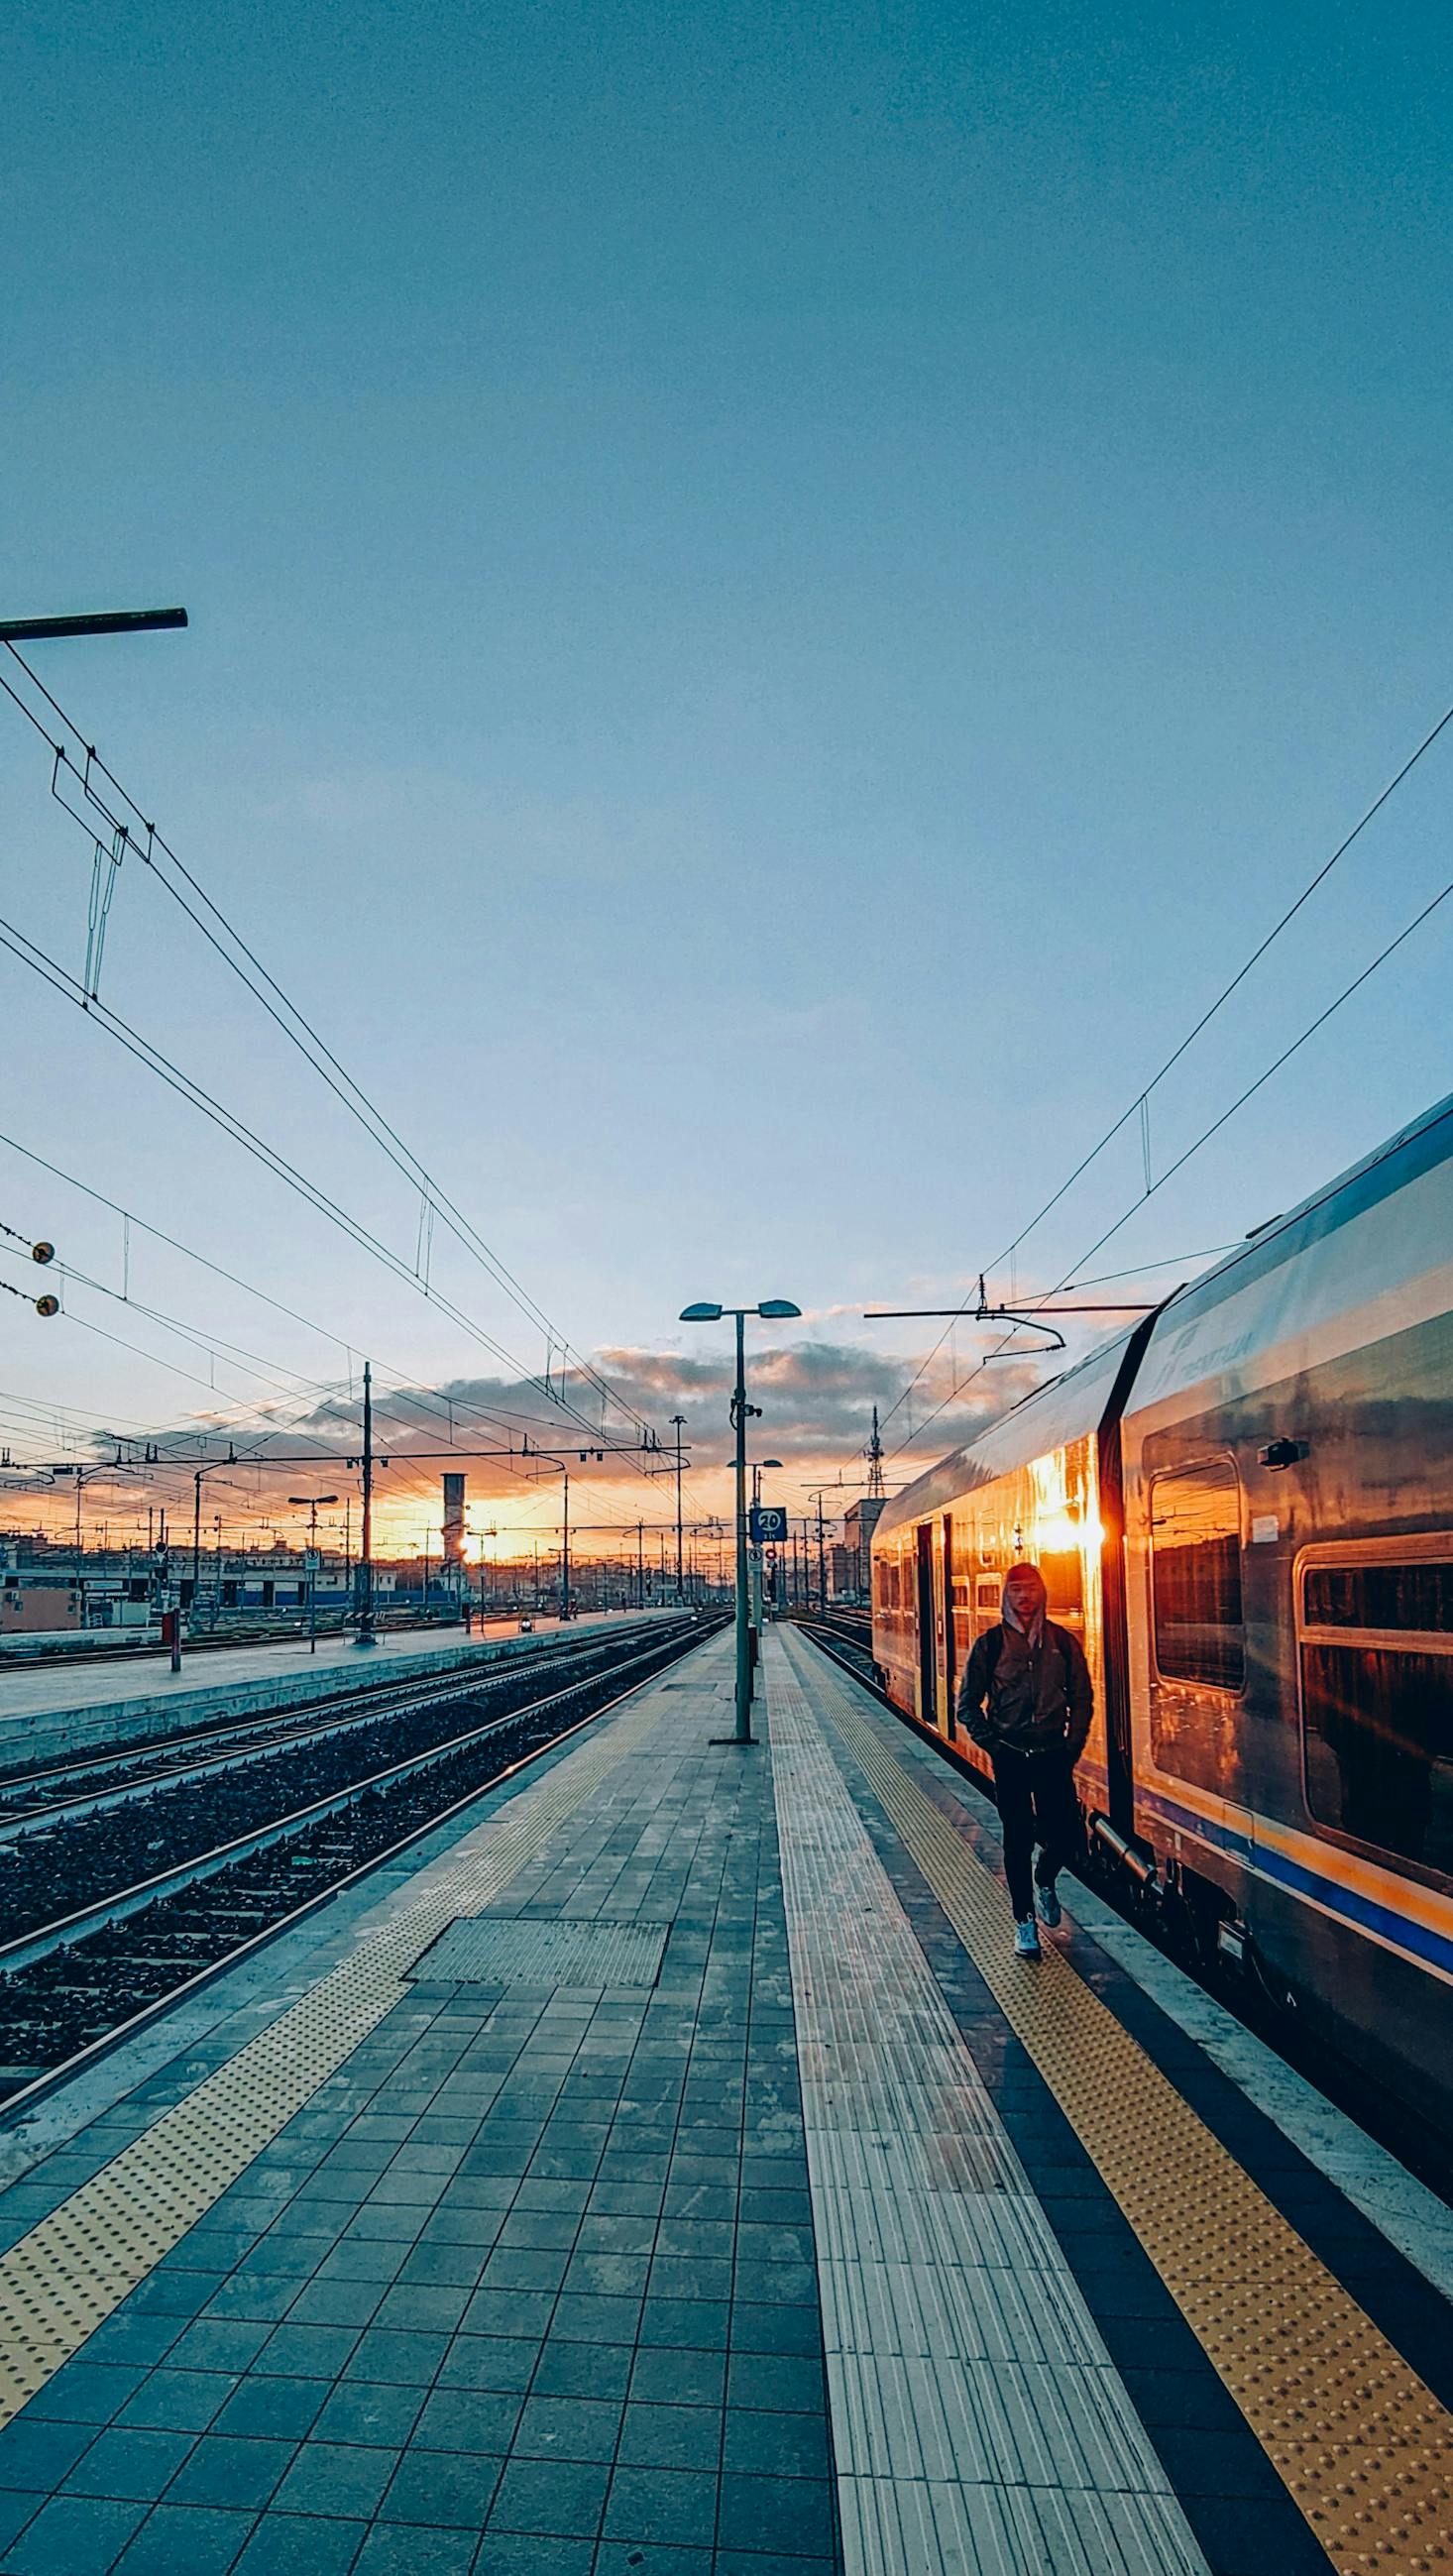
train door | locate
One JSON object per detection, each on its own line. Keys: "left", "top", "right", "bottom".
{"left": 941, "top": 1514, "right": 957, "bottom": 1736}
{"left": 915, "top": 1524, "right": 935, "bottom": 1727}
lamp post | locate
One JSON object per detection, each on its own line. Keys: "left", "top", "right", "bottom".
{"left": 679, "top": 1301, "right": 801, "bottom": 1744}
{"left": 288, "top": 1495, "right": 339, "bottom": 1655}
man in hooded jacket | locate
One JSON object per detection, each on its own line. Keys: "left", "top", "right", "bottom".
{"left": 956, "top": 1562, "right": 1092, "bottom": 1956}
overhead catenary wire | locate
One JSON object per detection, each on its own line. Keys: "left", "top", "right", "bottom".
{"left": 883, "top": 873, "right": 1453, "bottom": 1464}
{"left": 0, "top": 644, "right": 661, "bottom": 1450}
{"left": 875, "top": 690, "right": 1453, "bottom": 1444}
{"left": 0, "top": 1129, "right": 713, "bottom": 1535}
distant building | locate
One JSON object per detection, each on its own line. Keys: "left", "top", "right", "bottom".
{"left": 842, "top": 1497, "right": 886, "bottom": 1601}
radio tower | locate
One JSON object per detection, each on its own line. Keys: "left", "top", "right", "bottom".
{"left": 866, "top": 1405, "right": 885, "bottom": 1499}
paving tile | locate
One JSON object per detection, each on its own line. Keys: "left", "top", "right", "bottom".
{"left": 495, "top": 2210, "right": 580, "bottom": 2252}
{"left": 714, "top": 2554, "right": 837, "bottom": 2576}
{"left": 271, "top": 2439, "right": 399, "bottom": 2519}
{"left": 615, "top": 2404, "right": 722, "bottom": 2473}
{"left": 487, "top": 2454, "right": 610, "bottom": 2537}
{"left": 530, "top": 2340, "right": 632, "bottom": 2403}
{"left": 600, "top": 2463, "right": 717, "bottom": 2548}
{"left": 351, "top": 2527, "right": 477, "bottom": 2576}
{"left": 716, "top": 2470, "right": 835, "bottom": 2556}
{"left": 727, "top": 2304, "right": 822, "bottom": 2357}
{"left": 285, "top": 2281, "right": 387, "bottom": 2330}
{"left": 434, "top": 2335, "right": 538, "bottom": 2394}
{"left": 471, "top": 2534, "right": 593, "bottom": 2576}
{"left": 637, "top": 2297, "right": 729, "bottom": 2351}
{"left": 511, "top": 2395, "right": 622, "bottom": 2462}
{"left": 25, "top": 2361, "right": 147, "bottom": 2424}
{"left": 253, "top": 2323, "right": 362, "bottom": 2380}
{"left": 164, "top": 2434, "right": 296, "bottom": 2510}
{"left": 626, "top": 2348, "right": 726, "bottom": 2410}
{"left": 62, "top": 2425, "right": 196, "bottom": 2500}
{"left": 342, "top": 2328, "right": 451, "bottom": 2385}
{"left": 594, "top": 2547, "right": 714, "bottom": 2576}
{"left": 548, "top": 2292, "right": 641, "bottom": 2344}
{"left": 231, "top": 2512, "right": 367, "bottom": 2575}
{"left": 478, "top": 2247, "right": 569, "bottom": 2295}
{"left": 80, "top": 2315, "right": 184, "bottom": 2369}
{"left": 117, "top": 2368, "right": 237, "bottom": 2432}
{"left": 408, "top": 2388, "right": 521, "bottom": 2453}
{"left": 725, "top": 2351, "right": 827, "bottom": 2416}
{"left": 377, "top": 2446, "right": 503, "bottom": 2524}
{"left": 0, "top": 2492, "right": 148, "bottom": 2575}
{"left": 459, "top": 2288, "right": 556, "bottom": 2340}
{"left": 722, "top": 2407, "right": 831, "bottom": 2480}
{"left": 111, "top": 2501, "right": 257, "bottom": 2573}
{"left": 168, "top": 2322, "right": 275, "bottom": 2374}
{"left": 0, "top": 2412, "right": 96, "bottom": 2490}
{"left": 212, "top": 2380, "right": 328, "bottom": 2443}
{"left": 311, "top": 2382, "right": 426, "bottom": 2449}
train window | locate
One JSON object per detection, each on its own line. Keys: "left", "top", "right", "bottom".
{"left": 1301, "top": 1552, "right": 1453, "bottom": 1874}
{"left": 1304, "top": 1561, "right": 1453, "bottom": 1634}
{"left": 1041, "top": 1548, "right": 1084, "bottom": 1625}
{"left": 975, "top": 1577, "right": 1001, "bottom": 1612}
{"left": 1151, "top": 1462, "right": 1244, "bottom": 1691}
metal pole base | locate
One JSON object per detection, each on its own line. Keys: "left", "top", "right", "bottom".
{"left": 709, "top": 1735, "right": 758, "bottom": 1746}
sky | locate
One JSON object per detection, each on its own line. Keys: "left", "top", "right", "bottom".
{"left": 2, "top": 0, "right": 1451, "bottom": 1559}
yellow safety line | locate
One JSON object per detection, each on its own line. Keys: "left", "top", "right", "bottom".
{"left": 0, "top": 1681, "right": 680, "bottom": 2425}
{"left": 781, "top": 1632, "right": 1453, "bottom": 2576}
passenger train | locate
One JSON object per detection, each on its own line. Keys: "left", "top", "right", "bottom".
{"left": 871, "top": 1091, "right": 1453, "bottom": 2148}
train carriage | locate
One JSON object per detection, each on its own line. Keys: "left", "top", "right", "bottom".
{"left": 872, "top": 1091, "right": 1453, "bottom": 2142}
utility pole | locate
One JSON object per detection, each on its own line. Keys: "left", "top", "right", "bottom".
{"left": 636, "top": 1519, "right": 644, "bottom": 1612}
{"left": 671, "top": 1414, "right": 686, "bottom": 1601}
{"left": 357, "top": 1360, "right": 376, "bottom": 1647}
{"left": 289, "top": 1493, "right": 338, "bottom": 1656}
{"left": 561, "top": 1471, "right": 571, "bottom": 1622}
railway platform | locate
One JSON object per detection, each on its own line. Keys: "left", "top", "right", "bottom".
{"left": 0, "top": 1625, "right": 1448, "bottom": 2576}
{"left": 0, "top": 1612, "right": 643, "bottom": 1770}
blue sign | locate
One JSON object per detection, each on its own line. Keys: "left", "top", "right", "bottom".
{"left": 750, "top": 1504, "right": 788, "bottom": 1543}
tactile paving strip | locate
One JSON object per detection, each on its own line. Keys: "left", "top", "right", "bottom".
{"left": 764, "top": 1643, "right": 1208, "bottom": 2576}
{"left": 777, "top": 1629, "right": 1453, "bottom": 2576}
{"left": 408, "top": 1914, "right": 670, "bottom": 1988}
{"left": 0, "top": 1683, "right": 676, "bottom": 2426}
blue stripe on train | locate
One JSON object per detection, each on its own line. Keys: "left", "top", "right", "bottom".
{"left": 1136, "top": 1784, "right": 1453, "bottom": 1978}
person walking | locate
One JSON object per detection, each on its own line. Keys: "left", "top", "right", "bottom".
{"left": 956, "top": 1561, "right": 1092, "bottom": 1958}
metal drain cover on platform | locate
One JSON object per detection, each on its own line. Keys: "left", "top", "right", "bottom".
{"left": 409, "top": 1916, "right": 671, "bottom": 1988}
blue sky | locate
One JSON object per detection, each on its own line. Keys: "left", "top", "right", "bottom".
{"left": 2, "top": 0, "right": 1450, "bottom": 1545}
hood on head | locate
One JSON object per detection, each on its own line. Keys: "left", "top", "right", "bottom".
{"left": 1001, "top": 1562, "right": 1048, "bottom": 1639}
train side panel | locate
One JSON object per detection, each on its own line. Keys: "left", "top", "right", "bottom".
{"left": 1120, "top": 1125, "right": 1453, "bottom": 2132}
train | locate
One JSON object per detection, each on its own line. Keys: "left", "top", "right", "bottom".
{"left": 871, "top": 1089, "right": 1453, "bottom": 2148}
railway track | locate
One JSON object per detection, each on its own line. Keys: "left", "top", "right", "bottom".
{"left": 0, "top": 1613, "right": 725, "bottom": 2120}
{"left": 0, "top": 1617, "right": 667, "bottom": 1818}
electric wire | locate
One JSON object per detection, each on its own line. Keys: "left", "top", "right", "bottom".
{"left": 875, "top": 694, "right": 1453, "bottom": 1443}
{"left": 884, "top": 873, "right": 1453, "bottom": 1465}
{"left": 1, "top": 645, "right": 661, "bottom": 1447}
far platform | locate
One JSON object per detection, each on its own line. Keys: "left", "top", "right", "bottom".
{"left": 0, "top": 1612, "right": 660, "bottom": 1768}
{"left": 0, "top": 1624, "right": 1447, "bottom": 2576}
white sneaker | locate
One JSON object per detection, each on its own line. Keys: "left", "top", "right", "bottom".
{"left": 1013, "top": 1917, "right": 1041, "bottom": 1959}
{"left": 1036, "top": 1882, "right": 1062, "bottom": 1929}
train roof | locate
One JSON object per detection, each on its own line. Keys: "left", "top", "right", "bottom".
{"left": 874, "top": 1088, "right": 1453, "bottom": 1543}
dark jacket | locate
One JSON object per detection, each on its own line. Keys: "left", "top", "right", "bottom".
{"left": 956, "top": 1621, "right": 1092, "bottom": 1759}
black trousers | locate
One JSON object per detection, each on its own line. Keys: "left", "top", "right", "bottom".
{"left": 990, "top": 1744, "right": 1081, "bottom": 1919}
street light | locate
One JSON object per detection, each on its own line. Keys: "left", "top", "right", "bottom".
{"left": 678, "top": 1301, "right": 801, "bottom": 1743}
{"left": 288, "top": 1496, "right": 339, "bottom": 1655}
